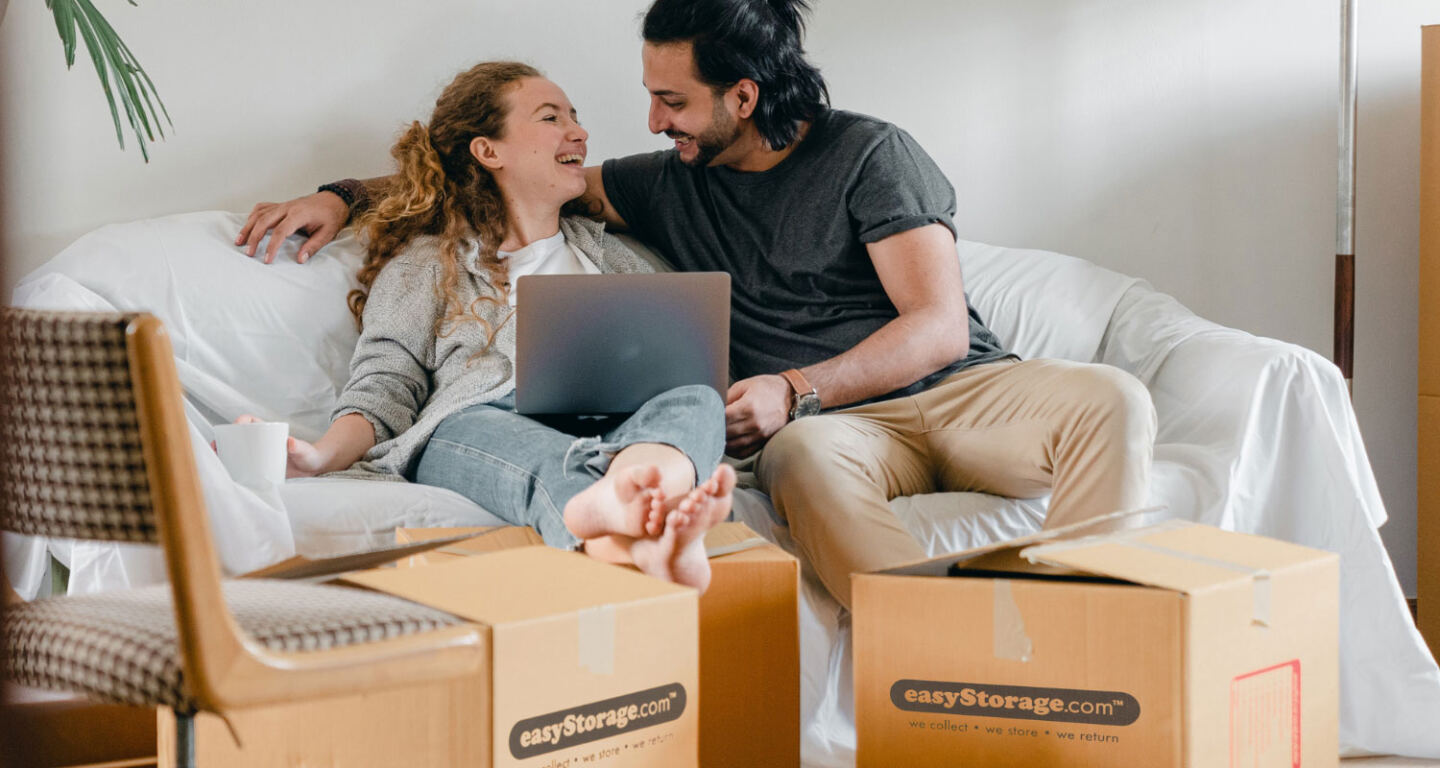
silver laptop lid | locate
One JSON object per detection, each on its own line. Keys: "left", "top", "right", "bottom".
{"left": 514, "top": 272, "right": 730, "bottom": 415}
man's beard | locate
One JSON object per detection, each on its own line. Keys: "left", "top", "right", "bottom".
{"left": 673, "top": 98, "right": 743, "bottom": 167}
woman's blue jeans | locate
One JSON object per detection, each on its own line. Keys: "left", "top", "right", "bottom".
{"left": 411, "top": 385, "right": 725, "bottom": 549}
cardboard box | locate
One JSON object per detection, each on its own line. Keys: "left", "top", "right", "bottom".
{"left": 1, "top": 691, "right": 156, "bottom": 768}
{"left": 165, "top": 675, "right": 491, "bottom": 767}
{"left": 182, "top": 545, "right": 700, "bottom": 768}
{"left": 396, "top": 524, "right": 545, "bottom": 563}
{"left": 398, "top": 523, "right": 801, "bottom": 768}
{"left": 853, "top": 515, "right": 1339, "bottom": 768}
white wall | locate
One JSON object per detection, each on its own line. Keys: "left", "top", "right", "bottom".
{"left": 3, "top": 0, "right": 1435, "bottom": 592}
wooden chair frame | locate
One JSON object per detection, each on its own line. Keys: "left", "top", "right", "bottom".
{"left": 128, "top": 314, "right": 484, "bottom": 710}
{"left": 7, "top": 312, "right": 485, "bottom": 764}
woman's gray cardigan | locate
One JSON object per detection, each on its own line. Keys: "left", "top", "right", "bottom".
{"left": 331, "top": 216, "right": 654, "bottom": 479}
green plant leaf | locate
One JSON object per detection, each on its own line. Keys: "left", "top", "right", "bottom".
{"left": 100, "top": 9, "right": 167, "bottom": 141}
{"left": 46, "top": 0, "right": 78, "bottom": 66}
{"left": 114, "top": 28, "right": 170, "bottom": 127}
{"left": 85, "top": 5, "right": 151, "bottom": 143}
{"left": 48, "top": 0, "right": 171, "bottom": 161}
{"left": 66, "top": 0, "right": 124, "bottom": 148}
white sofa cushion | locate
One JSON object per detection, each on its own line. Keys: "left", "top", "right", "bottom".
{"left": 21, "top": 211, "right": 364, "bottom": 442}
{"left": 958, "top": 239, "right": 1138, "bottom": 363}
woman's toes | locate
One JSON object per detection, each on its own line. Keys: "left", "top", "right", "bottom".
{"left": 629, "top": 464, "right": 661, "bottom": 489}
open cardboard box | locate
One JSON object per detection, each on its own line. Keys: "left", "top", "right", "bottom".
{"left": 2, "top": 688, "right": 158, "bottom": 768}
{"left": 853, "top": 510, "right": 1339, "bottom": 768}
{"left": 397, "top": 522, "right": 801, "bottom": 768}
{"left": 180, "top": 535, "right": 700, "bottom": 767}
{"left": 239, "top": 530, "right": 487, "bottom": 581}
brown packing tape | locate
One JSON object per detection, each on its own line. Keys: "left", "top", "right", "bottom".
{"left": 992, "top": 579, "right": 1033, "bottom": 662}
{"left": 1120, "top": 539, "right": 1272, "bottom": 627}
{"left": 1021, "top": 522, "right": 1274, "bottom": 626}
{"left": 578, "top": 605, "right": 617, "bottom": 675}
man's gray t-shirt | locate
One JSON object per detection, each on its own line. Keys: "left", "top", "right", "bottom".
{"left": 601, "top": 108, "right": 1010, "bottom": 404}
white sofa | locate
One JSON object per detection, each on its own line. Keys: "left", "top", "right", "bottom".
{"left": 7, "top": 210, "right": 1440, "bottom": 762}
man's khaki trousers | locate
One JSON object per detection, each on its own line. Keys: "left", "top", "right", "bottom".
{"left": 755, "top": 358, "right": 1156, "bottom": 608}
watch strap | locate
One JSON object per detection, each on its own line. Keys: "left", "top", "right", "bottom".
{"left": 780, "top": 368, "right": 816, "bottom": 399}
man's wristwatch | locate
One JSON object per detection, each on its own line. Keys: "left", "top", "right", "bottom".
{"left": 780, "top": 369, "right": 822, "bottom": 421}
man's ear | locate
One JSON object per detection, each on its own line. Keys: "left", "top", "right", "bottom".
{"left": 471, "top": 136, "right": 503, "bottom": 171}
{"left": 732, "top": 78, "right": 760, "bottom": 120}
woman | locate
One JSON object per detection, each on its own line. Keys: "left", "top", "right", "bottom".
{"left": 276, "top": 61, "right": 733, "bottom": 591}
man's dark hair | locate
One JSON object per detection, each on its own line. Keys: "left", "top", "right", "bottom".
{"left": 643, "top": 0, "right": 829, "bottom": 151}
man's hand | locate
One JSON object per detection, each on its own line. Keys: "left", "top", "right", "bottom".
{"left": 235, "top": 191, "right": 350, "bottom": 265}
{"left": 724, "top": 374, "right": 793, "bottom": 458}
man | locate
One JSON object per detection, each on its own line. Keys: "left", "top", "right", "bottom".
{"left": 237, "top": 0, "right": 1155, "bottom": 609}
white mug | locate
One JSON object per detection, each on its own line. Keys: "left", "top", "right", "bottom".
{"left": 212, "top": 421, "right": 289, "bottom": 487}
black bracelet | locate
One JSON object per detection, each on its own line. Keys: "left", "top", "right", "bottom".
{"left": 317, "top": 179, "right": 360, "bottom": 209}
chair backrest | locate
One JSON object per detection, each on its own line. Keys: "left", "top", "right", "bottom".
{"left": 0, "top": 308, "right": 242, "bottom": 709}
{"left": 1, "top": 310, "right": 159, "bottom": 543}
{"left": 1, "top": 310, "right": 486, "bottom": 714}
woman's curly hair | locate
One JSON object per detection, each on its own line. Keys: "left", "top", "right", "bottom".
{"left": 350, "top": 61, "right": 539, "bottom": 345}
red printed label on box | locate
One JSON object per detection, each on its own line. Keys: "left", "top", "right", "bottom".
{"left": 1230, "top": 660, "right": 1301, "bottom": 768}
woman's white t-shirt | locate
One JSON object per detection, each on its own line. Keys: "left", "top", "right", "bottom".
{"left": 498, "top": 230, "right": 599, "bottom": 307}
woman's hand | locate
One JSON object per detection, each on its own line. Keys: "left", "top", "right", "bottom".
{"left": 222, "top": 414, "right": 337, "bottom": 478}
{"left": 282, "top": 435, "right": 331, "bottom": 479}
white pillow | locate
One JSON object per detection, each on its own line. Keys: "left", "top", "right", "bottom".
{"left": 18, "top": 211, "right": 364, "bottom": 441}
{"left": 9, "top": 268, "right": 299, "bottom": 578}
{"left": 958, "top": 239, "right": 1139, "bottom": 364}
{"left": 623, "top": 232, "right": 1139, "bottom": 366}
{"left": 281, "top": 477, "right": 507, "bottom": 555}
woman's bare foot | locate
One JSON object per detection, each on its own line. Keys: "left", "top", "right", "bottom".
{"left": 628, "top": 464, "right": 736, "bottom": 592}
{"left": 563, "top": 464, "right": 666, "bottom": 540}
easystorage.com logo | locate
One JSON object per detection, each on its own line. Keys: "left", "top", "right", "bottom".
{"left": 509, "top": 683, "right": 686, "bottom": 759}
{"left": 892, "top": 680, "right": 1140, "bottom": 726}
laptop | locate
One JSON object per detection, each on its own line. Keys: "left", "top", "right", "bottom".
{"left": 514, "top": 272, "right": 731, "bottom": 415}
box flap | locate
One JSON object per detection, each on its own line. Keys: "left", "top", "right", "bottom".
{"left": 397, "top": 525, "right": 544, "bottom": 555}
{"left": 396, "top": 522, "right": 778, "bottom": 561}
{"left": 241, "top": 531, "right": 489, "bottom": 581}
{"left": 703, "top": 522, "right": 773, "bottom": 558}
{"left": 945, "top": 546, "right": 1116, "bottom": 581}
{"left": 1019, "top": 520, "right": 1333, "bottom": 596}
{"left": 873, "top": 506, "right": 1167, "bottom": 578}
{"left": 340, "top": 546, "right": 691, "bottom": 626}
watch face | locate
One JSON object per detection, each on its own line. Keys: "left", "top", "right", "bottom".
{"left": 793, "top": 393, "right": 822, "bottom": 418}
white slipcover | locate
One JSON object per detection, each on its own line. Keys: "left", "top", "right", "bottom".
{"left": 6, "top": 210, "right": 1438, "bottom": 760}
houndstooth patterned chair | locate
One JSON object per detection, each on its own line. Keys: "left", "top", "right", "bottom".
{"left": 0, "top": 310, "right": 484, "bottom": 767}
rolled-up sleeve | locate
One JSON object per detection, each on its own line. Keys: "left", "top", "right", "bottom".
{"left": 331, "top": 260, "right": 438, "bottom": 444}
{"left": 848, "top": 126, "right": 958, "bottom": 244}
